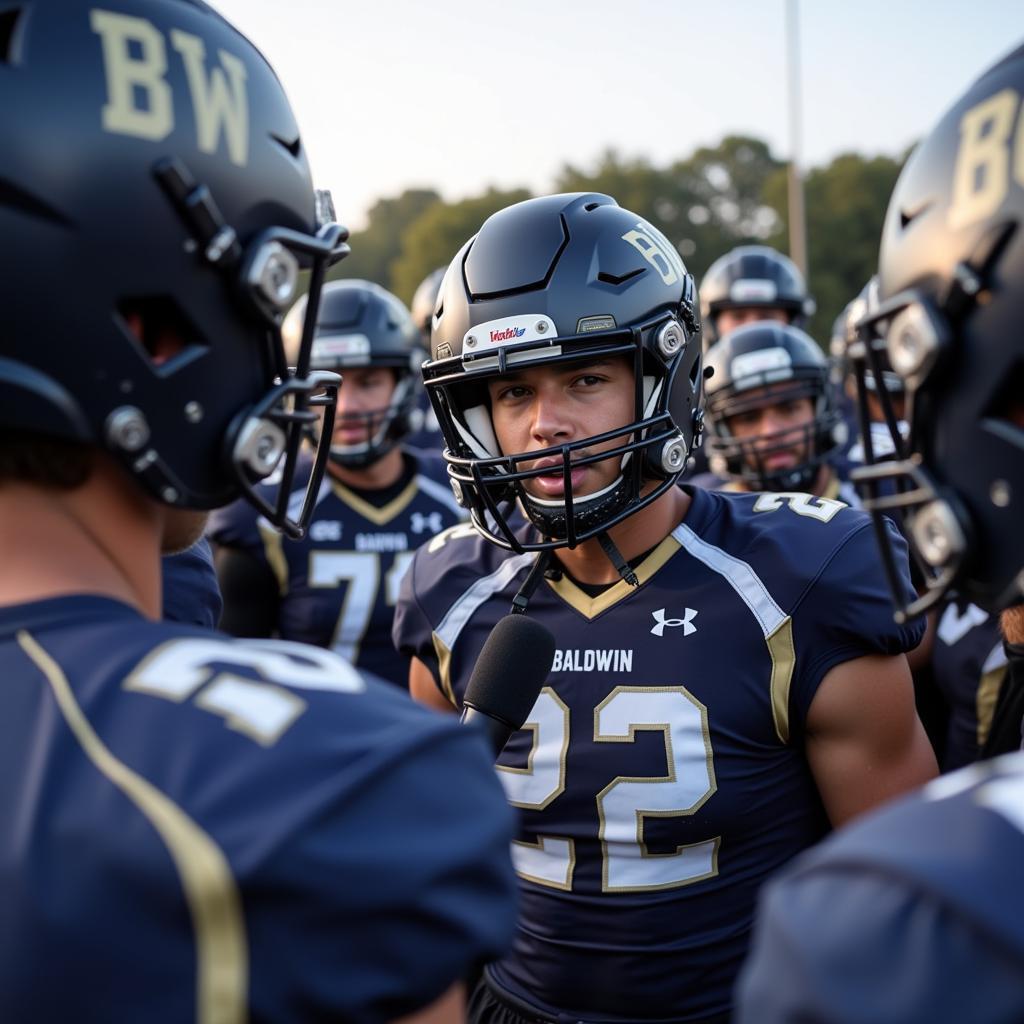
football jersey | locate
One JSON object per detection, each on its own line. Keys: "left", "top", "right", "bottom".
{"left": 737, "top": 752, "right": 1024, "bottom": 1024}
{"left": 933, "top": 598, "right": 1008, "bottom": 770}
{"left": 208, "top": 450, "right": 464, "bottom": 686}
{"left": 688, "top": 467, "right": 860, "bottom": 507}
{"left": 394, "top": 486, "right": 922, "bottom": 1022}
{"left": 162, "top": 537, "right": 222, "bottom": 629}
{"left": 0, "top": 595, "right": 517, "bottom": 1022}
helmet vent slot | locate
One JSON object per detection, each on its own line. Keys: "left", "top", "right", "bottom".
{"left": 270, "top": 132, "right": 302, "bottom": 159}
{"left": 597, "top": 268, "right": 644, "bottom": 286}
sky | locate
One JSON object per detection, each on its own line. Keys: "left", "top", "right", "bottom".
{"left": 209, "top": 0, "right": 1024, "bottom": 230}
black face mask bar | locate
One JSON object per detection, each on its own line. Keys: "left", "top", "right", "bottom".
{"left": 848, "top": 221, "right": 1016, "bottom": 621}
{"left": 154, "top": 159, "right": 351, "bottom": 538}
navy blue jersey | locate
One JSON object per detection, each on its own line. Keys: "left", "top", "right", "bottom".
{"left": 688, "top": 468, "right": 860, "bottom": 507}
{"left": 737, "top": 752, "right": 1024, "bottom": 1024}
{"left": 394, "top": 486, "right": 922, "bottom": 1022}
{"left": 0, "top": 595, "right": 516, "bottom": 1022}
{"left": 933, "top": 598, "right": 1008, "bottom": 770}
{"left": 208, "top": 450, "right": 464, "bottom": 686}
{"left": 162, "top": 537, "right": 222, "bottom": 629}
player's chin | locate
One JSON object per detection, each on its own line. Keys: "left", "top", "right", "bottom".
{"left": 161, "top": 509, "right": 209, "bottom": 554}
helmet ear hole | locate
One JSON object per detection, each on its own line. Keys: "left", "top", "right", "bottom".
{"left": 116, "top": 297, "right": 210, "bottom": 373}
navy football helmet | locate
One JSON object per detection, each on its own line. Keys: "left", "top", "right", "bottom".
{"left": 423, "top": 193, "right": 703, "bottom": 552}
{"left": 283, "top": 280, "right": 423, "bottom": 468}
{"left": 700, "top": 245, "right": 815, "bottom": 348}
{"left": 0, "top": 0, "right": 348, "bottom": 537}
{"left": 852, "top": 44, "right": 1024, "bottom": 617}
{"left": 704, "top": 323, "right": 840, "bottom": 492}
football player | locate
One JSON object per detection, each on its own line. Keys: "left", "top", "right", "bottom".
{"left": 737, "top": 42, "right": 1024, "bottom": 1023}
{"left": 407, "top": 266, "right": 448, "bottom": 450}
{"left": 693, "top": 321, "right": 855, "bottom": 504}
{"left": 209, "top": 279, "right": 464, "bottom": 688}
{"left": 699, "top": 244, "right": 815, "bottom": 349}
{"left": 0, "top": 3, "right": 516, "bottom": 1021}
{"left": 393, "top": 192, "right": 937, "bottom": 1024}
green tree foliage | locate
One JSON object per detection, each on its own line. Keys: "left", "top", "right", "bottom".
{"left": 765, "top": 152, "right": 905, "bottom": 343}
{"left": 329, "top": 188, "right": 442, "bottom": 288}
{"left": 336, "top": 139, "right": 906, "bottom": 349}
{"left": 390, "top": 187, "right": 532, "bottom": 305}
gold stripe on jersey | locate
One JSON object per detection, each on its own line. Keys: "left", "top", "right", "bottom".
{"left": 821, "top": 471, "right": 841, "bottom": 502}
{"left": 767, "top": 619, "right": 797, "bottom": 745}
{"left": 672, "top": 523, "right": 795, "bottom": 746}
{"left": 977, "top": 661, "right": 1009, "bottom": 748}
{"left": 544, "top": 534, "right": 682, "bottom": 619}
{"left": 18, "top": 630, "right": 248, "bottom": 1024}
{"left": 431, "top": 632, "right": 458, "bottom": 707}
{"left": 257, "top": 521, "right": 289, "bottom": 594}
{"left": 330, "top": 475, "right": 419, "bottom": 526}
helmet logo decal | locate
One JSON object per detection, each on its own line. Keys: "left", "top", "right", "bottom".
{"left": 730, "top": 278, "right": 778, "bottom": 303}
{"left": 312, "top": 333, "right": 372, "bottom": 363}
{"left": 91, "top": 9, "right": 250, "bottom": 166}
{"left": 730, "top": 347, "right": 792, "bottom": 385}
{"left": 620, "top": 223, "right": 683, "bottom": 285}
{"left": 948, "top": 87, "right": 1018, "bottom": 230}
{"left": 464, "top": 315, "right": 557, "bottom": 351}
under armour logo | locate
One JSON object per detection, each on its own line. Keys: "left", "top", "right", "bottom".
{"left": 411, "top": 511, "right": 444, "bottom": 535}
{"left": 650, "top": 607, "right": 698, "bottom": 637}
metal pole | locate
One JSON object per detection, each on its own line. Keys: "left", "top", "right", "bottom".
{"left": 786, "top": 0, "right": 808, "bottom": 277}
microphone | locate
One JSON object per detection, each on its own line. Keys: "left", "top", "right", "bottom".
{"left": 460, "top": 614, "right": 556, "bottom": 759}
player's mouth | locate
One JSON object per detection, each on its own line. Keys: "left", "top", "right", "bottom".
{"left": 526, "top": 456, "right": 588, "bottom": 497}
{"left": 762, "top": 450, "right": 799, "bottom": 471}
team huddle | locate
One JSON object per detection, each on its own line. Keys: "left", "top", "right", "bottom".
{"left": 2, "top": 2, "right": 1023, "bottom": 1022}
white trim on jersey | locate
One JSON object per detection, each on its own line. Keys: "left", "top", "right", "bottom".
{"left": 414, "top": 472, "right": 465, "bottom": 517}
{"left": 671, "top": 522, "right": 787, "bottom": 638}
{"left": 435, "top": 552, "right": 538, "bottom": 651}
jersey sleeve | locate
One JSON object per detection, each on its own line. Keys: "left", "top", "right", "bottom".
{"left": 255, "top": 687, "right": 518, "bottom": 1021}
{"left": 392, "top": 544, "right": 444, "bottom": 691}
{"left": 789, "top": 518, "right": 925, "bottom": 722}
{"left": 736, "top": 866, "right": 1024, "bottom": 1024}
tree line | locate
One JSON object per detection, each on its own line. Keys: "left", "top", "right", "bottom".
{"left": 330, "top": 134, "right": 909, "bottom": 346}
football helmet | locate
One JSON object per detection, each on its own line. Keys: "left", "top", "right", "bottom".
{"left": 283, "top": 280, "right": 423, "bottom": 468}
{"left": 852, "top": 43, "right": 1024, "bottom": 617}
{"left": 0, "top": 0, "right": 348, "bottom": 537}
{"left": 704, "top": 322, "right": 840, "bottom": 492}
{"left": 423, "top": 193, "right": 703, "bottom": 552}
{"left": 410, "top": 267, "right": 447, "bottom": 337}
{"left": 700, "top": 245, "right": 815, "bottom": 347}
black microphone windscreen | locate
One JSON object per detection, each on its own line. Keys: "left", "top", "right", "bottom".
{"left": 463, "top": 614, "right": 556, "bottom": 730}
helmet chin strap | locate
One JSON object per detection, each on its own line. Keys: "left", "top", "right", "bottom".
{"left": 596, "top": 531, "right": 640, "bottom": 587}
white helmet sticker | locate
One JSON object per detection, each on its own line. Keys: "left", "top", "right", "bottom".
{"left": 730, "top": 279, "right": 778, "bottom": 303}
{"left": 464, "top": 314, "right": 558, "bottom": 353}
{"left": 731, "top": 346, "right": 793, "bottom": 387}
{"left": 312, "top": 333, "right": 371, "bottom": 363}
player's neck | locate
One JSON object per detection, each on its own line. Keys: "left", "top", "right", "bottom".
{"left": 327, "top": 447, "right": 405, "bottom": 491}
{"left": 552, "top": 485, "right": 690, "bottom": 585}
{"left": 0, "top": 456, "right": 163, "bottom": 619}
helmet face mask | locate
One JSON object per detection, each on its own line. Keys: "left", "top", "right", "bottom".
{"left": 849, "top": 45, "right": 1024, "bottom": 617}
{"left": 704, "top": 323, "right": 840, "bottom": 493}
{"left": 0, "top": 0, "right": 350, "bottom": 538}
{"left": 284, "top": 280, "right": 424, "bottom": 470}
{"left": 423, "top": 193, "right": 703, "bottom": 552}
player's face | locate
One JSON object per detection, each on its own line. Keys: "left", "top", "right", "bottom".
{"left": 726, "top": 387, "right": 815, "bottom": 475}
{"left": 487, "top": 356, "right": 635, "bottom": 501}
{"left": 716, "top": 307, "right": 790, "bottom": 336}
{"left": 332, "top": 367, "right": 397, "bottom": 446}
